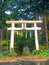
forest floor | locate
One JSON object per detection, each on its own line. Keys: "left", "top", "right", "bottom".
{"left": 0, "top": 56, "right": 49, "bottom": 62}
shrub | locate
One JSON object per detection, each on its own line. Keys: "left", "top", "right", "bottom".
{"left": 1, "top": 40, "right": 10, "bottom": 45}
{"left": 29, "top": 49, "right": 49, "bottom": 57}
{"left": 0, "top": 52, "right": 4, "bottom": 57}
{"left": 40, "top": 45, "right": 47, "bottom": 49}
{"left": 23, "top": 50, "right": 30, "bottom": 56}
{"left": 8, "top": 51, "right": 19, "bottom": 57}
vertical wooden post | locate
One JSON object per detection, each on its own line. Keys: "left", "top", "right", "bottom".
{"left": 34, "top": 23, "right": 39, "bottom": 50}
{"left": 10, "top": 23, "right": 15, "bottom": 52}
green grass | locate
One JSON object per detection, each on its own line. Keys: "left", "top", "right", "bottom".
{"left": 1, "top": 49, "right": 49, "bottom": 58}
{"left": 29, "top": 49, "right": 49, "bottom": 57}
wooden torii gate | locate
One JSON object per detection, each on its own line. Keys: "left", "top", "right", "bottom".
{"left": 6, "top": 20, "right": 42, "bottom": 52}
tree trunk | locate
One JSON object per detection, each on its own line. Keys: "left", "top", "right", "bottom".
{"left": 44, "top": 14, "right": 48, "bottom": 48}
{"left": 0, "top": 29, "right": 2, "bottom": 52}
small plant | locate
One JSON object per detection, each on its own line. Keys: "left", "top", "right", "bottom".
{"left": 8, "top": 51, "right": 18, "bottom": 57}
{"left": 0, "top": 52, "right": 4, "bottom": 57}
{"left": 23, "top": 51, "right": 30, "bottom": 56}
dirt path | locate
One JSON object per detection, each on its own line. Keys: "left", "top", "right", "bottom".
{"left": 0, "top": 56, "right": 49, "bottom": 62}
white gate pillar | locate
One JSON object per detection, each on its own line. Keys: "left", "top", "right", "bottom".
{"left": 10, "top": 23, "right": 15, "bottom": 51}
{"left": 34, "top": 23, "right": 39, "bottom": 50}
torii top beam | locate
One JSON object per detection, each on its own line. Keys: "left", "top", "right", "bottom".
{"left": 6, "top": 20, "right": 42, "bottom": 24}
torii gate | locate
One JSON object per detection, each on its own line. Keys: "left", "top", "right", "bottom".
{"left": 6, "top": 20, "right": 42, "bottom": 52}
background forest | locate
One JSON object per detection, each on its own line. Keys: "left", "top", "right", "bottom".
{"left": 0, "top": 0, "right": 49, "bottom": 56}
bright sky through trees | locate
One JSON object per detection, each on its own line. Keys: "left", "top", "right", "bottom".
{"left": 5, "top": 10, "right": 12, "bottom": 15}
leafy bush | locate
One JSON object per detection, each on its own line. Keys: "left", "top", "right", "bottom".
{"left": 0, "top": 52, "right": 4, "bottom": 57}
{"left": 1, "top": 40, "right": 10, "bottom": 45}
{"left": 1, "top": 40, "right": 10, "bottom": 52}
{"left": 8, "top": 51, "right": 19, "bottom": 57}
{"left": 40, "top": 45, "right": 47, "bottom": 49}
{"left": 23, "top": 52, "right": 30, "bottom": 56}
{"left": 29, "top": 49, "right": 49, "bottom": 57}
{"left": 23, "top": 49, "right": 30, "bottom": 56}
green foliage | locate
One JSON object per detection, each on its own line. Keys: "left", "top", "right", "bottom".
{"left": 15, "top": 31, "right": 35, "bottom": 54}
{"left": 1, "top": 40, "right": 10, "bottom": 52}
{"left": 2, "top": 40, "right": 7, "bottom": 45}
{"left": 8, "top": 51, "right": 19, "bottom": 57}
{"left": 22, "top": 50, "right": 30, "bottom": 56}
{"left": 16, "top": 37, "right": 35, "bottom": 54}
{"left": 0, "top": 52, "right": 4, "bottom": 57}
{"left": 29, "top": 49, "right": 49, "bottom": 57}
{"left": 40, "top": 45, "right": 47, "bottom": 49}
{"left": 23, "top": 52, "right": 30, "bottom": 56}
{"left": 2, "top": 40, "right": 10, "bottom": 45}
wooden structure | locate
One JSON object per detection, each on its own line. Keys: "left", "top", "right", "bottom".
{"left": 6, "top": 20, "right": 42, "bottom": 52}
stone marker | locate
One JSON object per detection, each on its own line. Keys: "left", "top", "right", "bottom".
{"left": 23, "top": 46, "right": 30, "bottom": 55}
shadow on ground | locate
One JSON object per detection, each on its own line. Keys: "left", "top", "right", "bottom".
{"left": 0, "top": 60, "right": 49, "bottom": 65}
